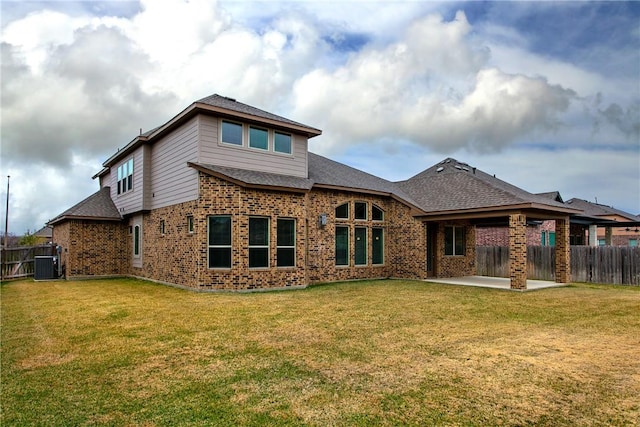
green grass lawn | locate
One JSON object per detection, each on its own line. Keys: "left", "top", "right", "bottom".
{"left": 1, "top": 278, "right": 639, "bottom": 426}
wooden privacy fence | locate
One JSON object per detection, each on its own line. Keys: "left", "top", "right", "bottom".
{"left": 1, "top": 245, "right": 57, "bottom": 280}
{"left": 476, "top": 246, "right": 640, "bottom": 285}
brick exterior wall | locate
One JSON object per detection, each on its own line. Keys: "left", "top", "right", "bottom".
{"left": 555, "top": 217, "right": 571, "bottom": 283}
{"left": 509, "top": 214, "right": 527, "bottom": 290}
{"left": 52, "top": 219, "right": 128, "bottom": 278}
{"left": 436, "top": 221, "right": 476, "bottom": 277}
{"left": 476, "top": 223, "right": 546, "bottom": 246}
{"left": 53, "top": 172, "right": 480, "bottom": 290}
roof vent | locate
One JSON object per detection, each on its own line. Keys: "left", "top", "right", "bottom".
{"left": 436, "top": 167, "right": 444, "bottom": 173}
{"left": 462, "top": 167, "right": 469, "bottom": 171}
{"left": 454, "top": 165, "right": 462, "bottom": 170}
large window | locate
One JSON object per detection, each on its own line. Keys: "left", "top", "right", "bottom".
{"left": 354, "top": 227, "right": 367, "bottom": 265}
{"left": 372, "top": 205, "right": 384, "bottom": 221}
{"left": 372, "top": 228, "right": 384, "bottom": 265}
{"left": 445, "top": 226, "right": 465, "bottom": 256}
{"left": 335, "top": 203, "right": 349, "bottom": 219}
{"left": 249, "top": 126, "right": 268, "bottom": 150}
{"left": 354, "top": 202, "right": 367, "bottom": 220}
{"left": 249, "top": 217, "right": 269, "bottom": 268}
{"left": 221, "top": 121, "right": 243, "bottom": 146}
{"left": 117, "top": 158, "right": 133, "bottom": 195}
{"left": 335, "top": 226, "right": 349, "bottom": 266}
{"left": 277, "top": 219, "right": 295, "bottom": 267}
{"left": 274, "top": 132, "right": 292, "bottom": 154}
{"left": 208, "top": 216, "right": 231, "bottom": 268}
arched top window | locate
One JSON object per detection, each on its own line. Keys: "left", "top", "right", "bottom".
{"left": 372, "top": 205, "right": 384, "bottom": 221}
{"left": 335, "top": 203, "right": 349, "bottom": 219}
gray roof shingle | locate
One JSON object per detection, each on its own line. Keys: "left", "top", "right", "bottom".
{"left": 49, "top": 187, "right": 121, "bottom": 225}
{"left": 189, "top": 163, "right": 314, "bottom": 191}
{"left": 197, "top": 94, "right": 321, "bottom": 133}
{"left": 565, "top": 198, "right": 638, "bottom": 221}
{"left": 396, "top": 158, "right": 572, "bottom": 213}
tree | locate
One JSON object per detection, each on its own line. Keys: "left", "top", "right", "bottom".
{"left": 18, "top": 231, "right": 38, "bottom": 247}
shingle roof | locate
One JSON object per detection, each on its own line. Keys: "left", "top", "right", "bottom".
{"left": 396, "top": 158, "right": 572, "bottom": 214}
{"left": 536, "top": 191, "right": 564, "bottom": 203}
{"left": 190, "top": 153, "right": 422, "bottom": 209}
{"left": 197, "top": 94, "right": 321, "bottom": 133}
{"left": 189, "top": 163, "right": 314, "bottom": 191}
{"left": 49, "top": 187, "right": 121, "bottom": 225}
{"left": 308, "top": 153, "right": 421, "bottom": 206}
{"left": 565, "top": 198, "right": 638, "bottom": 221}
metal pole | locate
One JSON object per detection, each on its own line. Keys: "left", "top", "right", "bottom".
{"left": 4, "top": 176, "right": 9, "bottom": 249}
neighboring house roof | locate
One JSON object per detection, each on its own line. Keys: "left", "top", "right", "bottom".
{"left": 536, "top": 191, "right": 564, "bottom": 203}
{"left": 34, "top": 225, "right": 53, "bottom": 238}
{"left": 565, "top": 198, "right": 639, "bottom": 222}
{"left": 49, "top": 187, "right": 121, "bottom": 225}
{"left": 396, "top": 158, "right": 578, "bottom": 217}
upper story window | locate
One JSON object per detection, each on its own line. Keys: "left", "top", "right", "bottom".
{"left": 354, "top": 202, "right": 367, "bottom": 220}
{"left": 335, "top": 203, "right": 349, "bottom": 219}
{"left": 274, "top": 132, "right": 292, "bottom": 154}
{"left": 117, "top": 158, "right": 133, "bottom": 195}
{"left": 372, "top": 205, "right": 384, "bottom": 221}
{"left": 219, "top": 119, "right": 293, "bottom": 155}
{"left": 249, "top": 126, "right": 268, "bottom": 150}
{"left": 221, "top": 120, "right": 243, "bottom": 146}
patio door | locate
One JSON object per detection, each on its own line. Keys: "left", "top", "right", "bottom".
{"left": 426, "top": 223, "right": 437, "bottom": 277}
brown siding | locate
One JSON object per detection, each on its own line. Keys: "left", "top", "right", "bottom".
{"left": 198, "top": 115, "right": 309, "bottom": 178}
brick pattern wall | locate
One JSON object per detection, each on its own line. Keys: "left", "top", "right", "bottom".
{"left": 555, "top": 217, "right": 571, "bottom": 283}
{"left": 53, "top": 220, "right": 128, "bottom": 278}
{"left": 436, "top": 221, "right": 476, "bottom": 277}
{"left": 197, "top": 175, "right": 309, "bottom": 290}
{"left": 476, "top": 223, "right": 545, "bottom": 246}
{"left": 509, "top": 214, "right": 527, "bottom": 290}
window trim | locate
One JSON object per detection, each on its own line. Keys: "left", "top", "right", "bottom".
{"left": 249, "top": 125, "right": 269, "bottom": 151}
{"left": 444, "top": 225, "right": 466, "bottom": 256}
{"left": 274, "top": 131, "right": 292, "bottom": 154}
{"left": 335, "top": 225, "right": 349, "bottom": 266}
{"left": 249, "top": 217, "right": 270, "bottom": 269}
{"left": 133, "top": 225, "right": 140, "bottom": 258}
{"left": 372, "top": 227, "right": 384, "bottom": 265}
{"left": 208, "top": 215, "right": 232, "bottom": 269}
{"left": 372, "top": 205, "right": 384, "bottom": 221}
{"left": 159, "top": 220, "right": 165, "bottom": 235}
{"left": 220, "top": 120, "right": 244, "bottom": 146}
{"left": 354, "top": 227, "right": 367, "bottom": 265}
{"left": 354, "top": 202, "right": 367, "bottom": 221}
{"left": 117, "top": 158, "right": 134, "bottom": 195}
{"left": 187, "top": 216, "right": 194, "bottom": 234}
{"left": 276, "top": 218, "right": 296, "bottom": 268}
{"left": 335, "top": 203, "right": 349, "bottom": 220}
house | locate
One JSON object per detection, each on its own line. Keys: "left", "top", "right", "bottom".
{"left": 49, "top": 94, "right": 580, "bottom": 291}
{"left": 476, "top": 191, "right": 586, "bottom": 246}
{"left": 565, "top": 199, "right": 640, "bottom": 246}
{"left": 33, "top": 225, "right": 53, "bottom": 245}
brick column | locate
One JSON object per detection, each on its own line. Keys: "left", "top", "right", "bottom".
{"left": 509, "top": 213, "right": 527, "bottom": 290}
{"left": 555, "top": 217, "right": 571, "bottom": 283}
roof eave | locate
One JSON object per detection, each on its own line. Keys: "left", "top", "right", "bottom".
{"left": 417, "top": 203, "right": 582, "bottom": 221}
{"left": 188, "top": 162, "right": 311, "bottom": 193}
{"left": 48, "top": 215, "right": 122, "bottom": 226}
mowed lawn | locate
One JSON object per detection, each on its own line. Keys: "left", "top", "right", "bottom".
{"left": 1, "top": 279, "right": 639, "bottom": 426}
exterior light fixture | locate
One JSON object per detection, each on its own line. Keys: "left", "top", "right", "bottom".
{"left": 318, "top": 214, "right": 327, "bottom": 227}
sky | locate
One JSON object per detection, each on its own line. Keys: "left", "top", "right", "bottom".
{"left": 1, "top": 0, "right": 639, "bottom": 235}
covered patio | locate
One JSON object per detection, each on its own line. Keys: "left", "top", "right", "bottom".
{"left": 397, "top": 159, "right": 582, "bottom": 290}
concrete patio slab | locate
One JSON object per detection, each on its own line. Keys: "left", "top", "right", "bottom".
{"left": 425, "top": 275, "right": 567, "bottom": 291}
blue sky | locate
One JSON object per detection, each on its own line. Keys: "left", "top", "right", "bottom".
{"left": 1, "top": 0, "right": 639, "bottom": 235}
